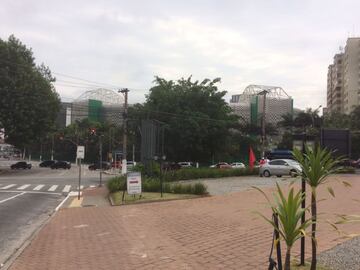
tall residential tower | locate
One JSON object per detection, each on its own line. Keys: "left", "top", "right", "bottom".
{"left": 326, "top": 37, "right": 360, "bottom": 114}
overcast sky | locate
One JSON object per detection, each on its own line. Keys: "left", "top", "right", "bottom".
{"left": 1, "top": 0, "right": 359, "bottom": 109}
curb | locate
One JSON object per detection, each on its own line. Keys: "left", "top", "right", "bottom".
{"left": 108, "top": 192, "right": 210, "bottom": 207}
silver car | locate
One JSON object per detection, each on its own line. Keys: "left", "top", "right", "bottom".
{"left": 259, "top": 159, "right": 301, "bottom": 177}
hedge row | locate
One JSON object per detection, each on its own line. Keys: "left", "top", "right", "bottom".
{"left": 107, "top": 176, "right": 208, "bottom": 195}
{"left": 162, "top": 167, "right": 259, "bottom": 182}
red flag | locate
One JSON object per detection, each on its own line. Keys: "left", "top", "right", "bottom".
{"left": 249, "top": 147, "right": 256, "bottom": 170}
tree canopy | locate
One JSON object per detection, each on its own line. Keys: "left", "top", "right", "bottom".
{"left": 0, "top": 35, "right": 60, "bottom": 148}
{"left": 129, "top": 76, "right": 239, "bottom": 162}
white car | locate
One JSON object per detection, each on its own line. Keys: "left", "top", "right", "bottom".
{"left": 259, "top": 159, "right": 301, "bottom": 177}
{"left": 178, "top": 162, "right": 193, "bottom": 168}
{"left": 230, "top": 162, "right": 246, "bottom": 169}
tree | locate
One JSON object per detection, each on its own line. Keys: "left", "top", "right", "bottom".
{"left": 0, "top": 35, "right": 60, "bottom": 149}
{"left": 293, "top": 146, "right": 340, "bottom": 270}
{"left": 130, "top": 76, "right": 239, "bottom": 162}
{"left": 255, "top": 184, "right": 311, "bottom": 270}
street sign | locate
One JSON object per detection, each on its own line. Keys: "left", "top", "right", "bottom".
{"left": 127, "top": 172, "right": 141, "bottom": 195}
{"left": 76, "top": 146, "right": 85, "bottom": 159}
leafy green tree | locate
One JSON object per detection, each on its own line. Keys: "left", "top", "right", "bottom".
{"left": 56, "top": 118, "right": 122, "bottom": 163}
{"left": 293, "top": 146, "right": 340, "bottom": 270}
{"left": 255, "top": 183, "right": 311, "bottom": 270}
{"left": 0, "top": 35, "right": 60, "bottom": 149}
{"left": 350, "top": 106, "right": 360, "bottom": 130}
{"left": 130, "top": 76, "right": 239, "bottom": 162}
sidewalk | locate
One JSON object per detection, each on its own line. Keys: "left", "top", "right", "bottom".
{"left": 9, "top": 174, "right": 360, "bottom": 270}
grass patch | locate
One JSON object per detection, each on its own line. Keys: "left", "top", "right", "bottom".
{"left": 110, "top": 191, "right": 199, "bottom": 205}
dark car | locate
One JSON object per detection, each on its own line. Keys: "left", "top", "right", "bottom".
{"left": 39, "top": 160, "right": 57, "bottom": 167}
{"left": 11, "top": 161, "right": 32, "bottom": 170}
{"left": 51, "top": 161, "right": 71, "bottom": 169}
{"left": 267, "top": 150, "right": 294, "bottom": 160}
{"left": 88, "top": 162, "right": 111, "bottom": 171}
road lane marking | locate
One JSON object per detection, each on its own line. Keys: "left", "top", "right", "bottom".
{"left": 17, "top": 184, "right": 31, "bottom": 190}
{"left": 48, "top": 185, "right": 58, "bottom": 191}
{"left": 1, "top": 184, "right": 16, "bottom": 190}
{"left": 62, "top": 185, "right": 71, "bottom": 193}
{"left": 0, "top": 192, "right": 25, "bottom": 204}
{"left": 0, "top": 190, "right": 62, "bottom": 195}
{"left": 33, "top": 184, "right": 45, "bottom": 191}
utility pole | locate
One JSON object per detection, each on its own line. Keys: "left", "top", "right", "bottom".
{"left": 99, "top": 135, "right": 103, "bottom": 187}
{"left": 51, "top": 134, "right": 54, "bottom": 160}
{"left": 119, "top": 88, "right": 129, "bottom": 175}
{"left": 132, "top": 144, "right": 135, "bottom": 162}
{"left": 261, "top": 92, "right": 267, "bottom": 157}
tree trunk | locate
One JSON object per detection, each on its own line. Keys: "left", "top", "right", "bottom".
{"left": 310, "top": 190, "right": 317, "bottom": 270}
{"left": 284, "top": 246, "right": 291, "bottom": 270}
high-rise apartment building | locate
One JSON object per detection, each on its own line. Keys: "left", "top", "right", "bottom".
{"left": 326, "top": 38, "right": 360, "bottom": 114}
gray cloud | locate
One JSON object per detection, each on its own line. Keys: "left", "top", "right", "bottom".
{"left": 1, "top": 0, "right": 360, "bottom": 109}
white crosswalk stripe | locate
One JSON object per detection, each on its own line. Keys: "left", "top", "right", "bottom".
{"left": 62, "top": 185, "right": 71, "bottom": 193}
{"left": 17, "top": 184, "right": 31, "bottom": 190}
{"left": 48, "top": 185, "right": 58, "bottom": 192}
{"left": 1, "top": 184, "right": 16, "bottom": 190}
{"left": 33, "top": 184, "right": 45, "bottom": 191}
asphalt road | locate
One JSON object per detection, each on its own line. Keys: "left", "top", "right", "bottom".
{"left": 0, "top": 162, "right": 114, "bottom": 266}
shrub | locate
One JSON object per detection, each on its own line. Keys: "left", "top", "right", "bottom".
{"left": 193, "top": 182, "right": 207, "bottom": 195}
{"left": 107, "top": 176, "right": 208, "bottom": 195}
{"left": 163, "top": 167, "right": 259, "bottom": 182}
{"left": 142, "top": 178, "right": 161, "bottom": 192}
{"left": 107, "top": 176, "right": 125, "bottom": 193}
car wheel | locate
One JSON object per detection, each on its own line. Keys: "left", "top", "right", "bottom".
{"left": 290, "top": 170, "right": 297, "bottom": 177}
{"left": 263, "top": 170, "right": 271, "bottom": 177}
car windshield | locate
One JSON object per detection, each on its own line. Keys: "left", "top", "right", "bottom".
{"left": 286, "top": 160, "right": 299, "bottom": 165}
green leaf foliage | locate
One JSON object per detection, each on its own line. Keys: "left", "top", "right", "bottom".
{"left": 0, "top": 35, "right": 60, "bottom": 148}
{"left": 255, "top": 183, "right": 311, "bottom": 248}
{"left": 128, "top": 76, "right": 239, "bottom": 162}
{"left": 292, "top": 146, "right": 340, "bottom": 188}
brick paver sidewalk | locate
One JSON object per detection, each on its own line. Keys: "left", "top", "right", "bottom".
{"left": 10, "top": 175, "right": 360, "bottom": 270}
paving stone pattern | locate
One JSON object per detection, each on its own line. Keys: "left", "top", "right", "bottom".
{"left": 10, "top": 175, "right": 360, "bottom": 270}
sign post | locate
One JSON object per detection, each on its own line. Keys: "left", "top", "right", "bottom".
{"left": 126, "top": 172, "right": 142, "bottom": 195}
{"left": 76, "top": 146, "right": 85, "bottom": 200}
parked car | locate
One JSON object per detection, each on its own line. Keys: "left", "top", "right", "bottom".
{"left": 210, "top": 162, "right": 232, "bottom": 169}
{"left": 230, "top": 162, "right": 246, "bottom": 169}
{"left": 11, "top": 161, "right": 31, "bottom": 170}
{"left": 259, "top": 159, "right": 301, "bottom": 177}
{"left": 88, "top": 161, "right": 111, "bottom": 171}
{"left": 178, "top": 162, "right": 194, "bottom": 168}
{"left": 51, "top": 161, "right": 71, "bottom": 169}
{"left": 39, "top": 160, "right": 57, "bottom": 167}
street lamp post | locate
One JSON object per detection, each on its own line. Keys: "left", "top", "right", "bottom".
{"left": 119, "top": 88, "right": 129, "bottom": 175}
{"left": 257, "top": 90, "right": 269, "bottom": 157}
{"left": 99, "top": 135, "right": 103, "bottom": 187}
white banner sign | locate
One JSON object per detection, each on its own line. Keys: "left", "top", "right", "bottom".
{"left": 76, "top": 146, "right": 85, "bottom": 159}
{"left": 127, "top": 172, "right": 142, "bottom": 195}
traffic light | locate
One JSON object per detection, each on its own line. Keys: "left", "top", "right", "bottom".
{"left": 90, "top": 128, "right": 96, "bottom": 135}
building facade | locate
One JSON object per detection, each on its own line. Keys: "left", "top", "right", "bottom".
{"left": 230, "top": 85, "right": 293, "bottom": 126}
{"left": 326, "top": 38, "right": 360, "bottom": 114}
{"left": 56, "top": 89, "right": 124, "bottom": 128}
